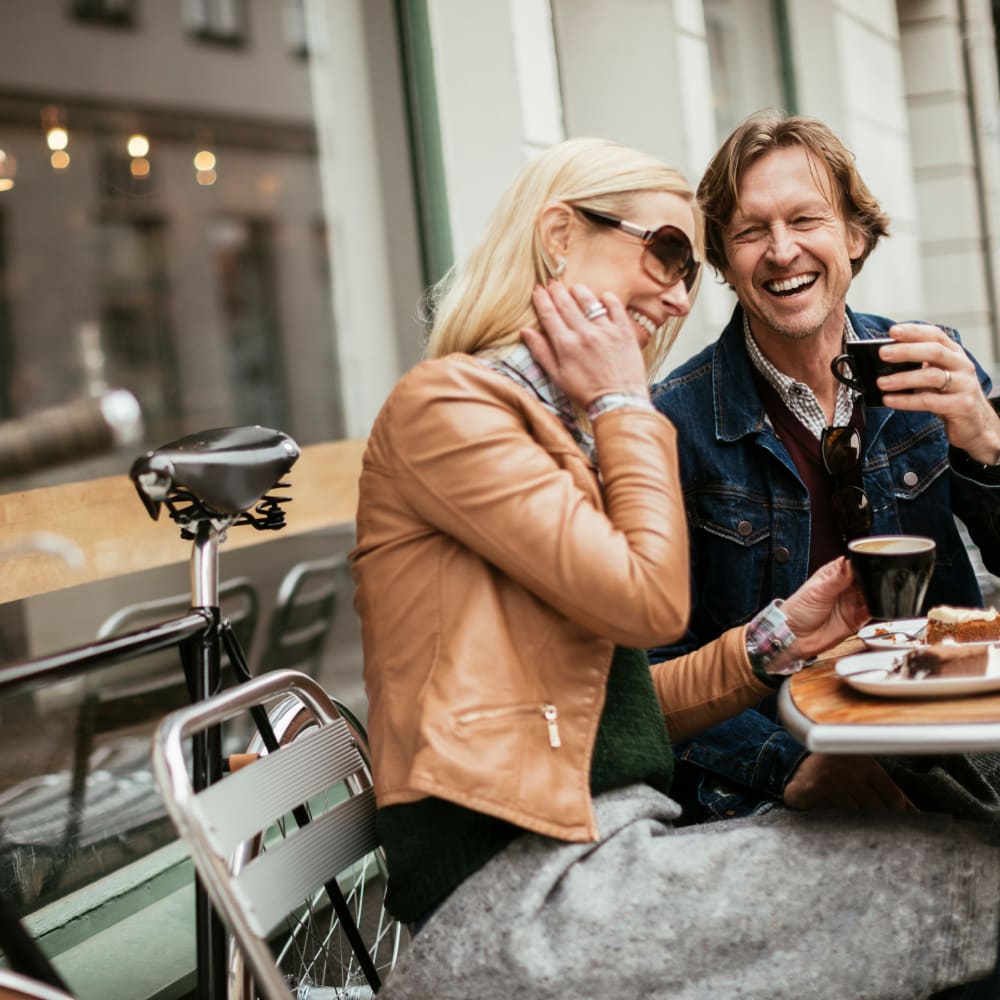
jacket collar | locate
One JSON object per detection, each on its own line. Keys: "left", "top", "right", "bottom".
{"left": 711, "top": 303, "right": 892, "bottom": 445}
{"left": 712, "top": 305, "right": 770, "bottom": 443}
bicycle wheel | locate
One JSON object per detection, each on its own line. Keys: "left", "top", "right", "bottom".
{"left": 227, "top": 694, "right": 408, "bottom": 999}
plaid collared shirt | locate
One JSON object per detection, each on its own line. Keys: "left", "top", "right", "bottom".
{"left": 743, "top": 311, "right": 859, "bottom": 440}
{"left": 477, "top": 343, "right": 653, "bottom": 466}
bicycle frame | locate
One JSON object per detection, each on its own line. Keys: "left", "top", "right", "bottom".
{"left": 0, "top": 422, "right": 315, "bottom": 999}
{"left": 0, "top": 519, "right": 253, "bottom": 999}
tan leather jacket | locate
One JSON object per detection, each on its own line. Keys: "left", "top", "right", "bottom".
{"left": 351, "top": 355, "right": 771, "bottom": 842}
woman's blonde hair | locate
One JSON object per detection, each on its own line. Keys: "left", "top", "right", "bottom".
{"left": 425, "top": 137, "right": 702, "bottom": 379}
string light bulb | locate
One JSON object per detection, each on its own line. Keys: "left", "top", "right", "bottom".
{"left": 46, "top": 127, "right": 69, "bottom": 152}
{"left": 127, "top": 134, "right": 150, "bottom": 158}
{"left": 0, "top": 149, "right": 15, "bottom": 191}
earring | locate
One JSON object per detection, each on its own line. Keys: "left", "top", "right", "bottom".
{"left": 552, "top": 256, "right": 566, "bottom": 277}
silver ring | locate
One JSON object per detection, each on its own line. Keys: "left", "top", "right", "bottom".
{"left": 584, "top": 302, "right": 608, "bottom": 321}
{"left": 937, "top": 369, "right": 952, "bottom": 393}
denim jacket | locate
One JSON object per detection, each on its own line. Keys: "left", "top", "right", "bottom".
{"left": 650, "top": 304, "right": 1000, "bottom": 821}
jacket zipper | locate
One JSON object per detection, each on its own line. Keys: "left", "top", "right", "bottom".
{"left": 456, "top": 702, "right": 561, "bottom": 748}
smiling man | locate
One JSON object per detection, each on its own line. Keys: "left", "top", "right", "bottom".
{"left": 650, "top": 109, "right": 1000, "bottom": 822}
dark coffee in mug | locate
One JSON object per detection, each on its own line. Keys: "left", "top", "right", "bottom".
{"left": 847, "top": 535, "right": 936, "bottom": 620}
{"left": 830, "top": 339, "right": 921, "bottom": 406}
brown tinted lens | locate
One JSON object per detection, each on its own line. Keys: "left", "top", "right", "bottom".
{"left": 821, "top": 425, "right": 863, "bottom": 477}
{"left": 831, "top": 484, "right": 873, "bottom": 540}
{"left": 643, "top": 227, "right": 698, "bottom": 290}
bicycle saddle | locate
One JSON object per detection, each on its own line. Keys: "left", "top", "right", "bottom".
{"left": 131, "top": 425, "right": 300, "bottom": 526}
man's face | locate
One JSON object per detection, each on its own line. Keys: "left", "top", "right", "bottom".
{"left": 721, "top": 145, "right": 865, "bottom": 347}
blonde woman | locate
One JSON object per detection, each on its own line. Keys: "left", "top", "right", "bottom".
{"left": 351, "top": 138, "right": 999, "bottom": 998}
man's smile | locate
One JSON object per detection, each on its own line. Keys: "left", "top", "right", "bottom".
{"left": 763, "top": 272, "right": 819, "bottom": 297}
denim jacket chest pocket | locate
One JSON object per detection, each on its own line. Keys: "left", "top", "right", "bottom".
{"left": 867, "top": 417, "right": 956, "bottom": 565}
{"left": 685, "top": 485, "right": 794, "bottom": 631}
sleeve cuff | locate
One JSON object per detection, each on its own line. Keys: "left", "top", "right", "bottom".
{"left": 949, "top": 446, "right": 1000, "bottom": 486}
{"left": 745, "top": 600, "right": 806, "bottom": 687}
{"left": 587, "top": 393, "right": 655, "bottom": 421}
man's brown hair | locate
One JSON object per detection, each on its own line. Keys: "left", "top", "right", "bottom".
{"left": 697, "top": 108, "right": 890, "bottom": 278}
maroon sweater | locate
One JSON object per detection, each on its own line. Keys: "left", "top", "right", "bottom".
{"left": 753, "top": 373, "right": 862, "bottom": 573}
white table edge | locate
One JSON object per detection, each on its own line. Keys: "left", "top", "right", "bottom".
{"left": 777, "top": 681, "right": 1000, "bottom": 754}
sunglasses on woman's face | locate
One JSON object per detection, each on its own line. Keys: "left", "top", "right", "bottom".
{"left": 577, "top": 207, "right": 700, "bottom": 291}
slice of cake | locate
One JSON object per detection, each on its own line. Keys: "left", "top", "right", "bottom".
{"left": 925, "top": 605, "right": 1000, "bottom": 644}
{"left": 896, "top": 643, "right": 1000, "bottom": 679}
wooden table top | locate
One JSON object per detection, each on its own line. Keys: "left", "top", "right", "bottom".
{"left": 779, "top": 636, "right": 1000, "bottom": 752}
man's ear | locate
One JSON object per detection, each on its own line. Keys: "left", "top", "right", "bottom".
{"left": 538, "top": 201, "right": 574, "bottom": 264}
{"left": 846, "top": 222, "right": 866, "bottom": 264}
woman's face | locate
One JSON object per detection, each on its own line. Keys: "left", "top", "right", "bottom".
{"left": 562, "top": 190, "right": 697, "bottom": 349}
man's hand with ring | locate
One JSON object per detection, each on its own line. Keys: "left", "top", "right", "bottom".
{"left": 875, "top": 322, "right": 1000, "bottom": 464}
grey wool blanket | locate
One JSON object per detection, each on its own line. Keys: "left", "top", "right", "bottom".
{"left": 379, "top": 784, "right": 1000, "bottom": 1000}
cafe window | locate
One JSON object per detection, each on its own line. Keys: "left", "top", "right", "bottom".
{"left": 283, "top": 0, "right": 308, "bottom": 57}
{"left": 182, "top": 0, "right": 247, "bottom": 43}
{"left": 70, "top": 0, "right": 137, "bottom": 28}
{"left": 97, "top": 212, "right": 180, "bottom": 438}
{"left": 210, "top": 214, "right": 288, "bottom": 431}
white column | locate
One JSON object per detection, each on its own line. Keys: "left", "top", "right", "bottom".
{"left": 898, "top": 0, "right": 997, "bottom": 366}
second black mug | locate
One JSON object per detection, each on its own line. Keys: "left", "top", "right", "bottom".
{"left": 830, "top": 339, "right": 921, "bottom": 406}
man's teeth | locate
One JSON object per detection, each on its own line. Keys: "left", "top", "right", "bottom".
{"left": 766, "top": 274, "right": 816, "bottom": 294}
{"left": 628, "top": 310, "right": 660, "bottom": 337}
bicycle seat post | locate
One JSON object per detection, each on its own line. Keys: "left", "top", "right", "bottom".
{"left": 190, "top": 519, "right": 228, "bottom": 1000}
{"left": 189, "top": 518, "right": 223, "bottom": 789}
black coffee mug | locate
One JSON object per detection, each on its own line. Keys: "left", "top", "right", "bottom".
{"left": 847, "top": 535, "right": 936, "bottom": 620}
{"left": 830, "top": 339, "right": 922, "bottom": 406}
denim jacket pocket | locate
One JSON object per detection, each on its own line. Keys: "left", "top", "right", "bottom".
{"left": 687, "top": 488, "right": 773, "bottom": 631}
{"left": 881, "top": 423, "right": 956, "bottom": 568}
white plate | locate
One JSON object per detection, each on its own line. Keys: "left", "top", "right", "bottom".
{"left": 836, "top": 650, "right": 1000, "bottom": 699}
{"left": 857, "top": 618, "right": 927, "bottom": 650}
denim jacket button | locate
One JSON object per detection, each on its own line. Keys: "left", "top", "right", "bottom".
{"left": 774, "top": 546, "right": 790, "bottom": 563}
{"left": 903, "top": 471, "right": 918, "bottom": 487}
{"left": 737, "top": 520, "right": 753, "bottom": 537}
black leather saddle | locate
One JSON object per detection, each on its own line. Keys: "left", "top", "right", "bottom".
{"left": 131, "top": 425, "right": 300, "bottom": 531}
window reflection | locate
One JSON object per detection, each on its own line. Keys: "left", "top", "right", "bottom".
{"left": 183, "top": 0, "right": 247, "bottom": 44}
{"left": 211, "top": 215, "right": 288, "bottom": 431}
{"left": 97, "top": 213, "right": 179, "bottom": 439}
{"left": 0, "top": 4, "right": 340, "bottom": 489}
{"left": 0, "top": 3, "right": 411, "bottom": 949}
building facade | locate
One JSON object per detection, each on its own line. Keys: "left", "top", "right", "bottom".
{"left": 0, "top": 1, "right": 997, "bottom": 450}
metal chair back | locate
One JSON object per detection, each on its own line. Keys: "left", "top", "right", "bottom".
{"left": 151, "top": 669, "right": 382, "bottom": 1000}
{"left": 0, "top": 970, "right": 76, "bottom": 1000}
{"left": 260, "top": 556, "right": 342, "bottom": 677}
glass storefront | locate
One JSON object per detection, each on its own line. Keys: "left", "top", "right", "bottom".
{"left": 0, "top": 3, "right": 421, "bottom": 959}
{"left": 0, "top": 0, "right": 344, "bottom": 461}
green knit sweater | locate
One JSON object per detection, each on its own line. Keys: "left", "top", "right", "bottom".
{"left": 376, "top": 646, "right": 674, "bottom": 923}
